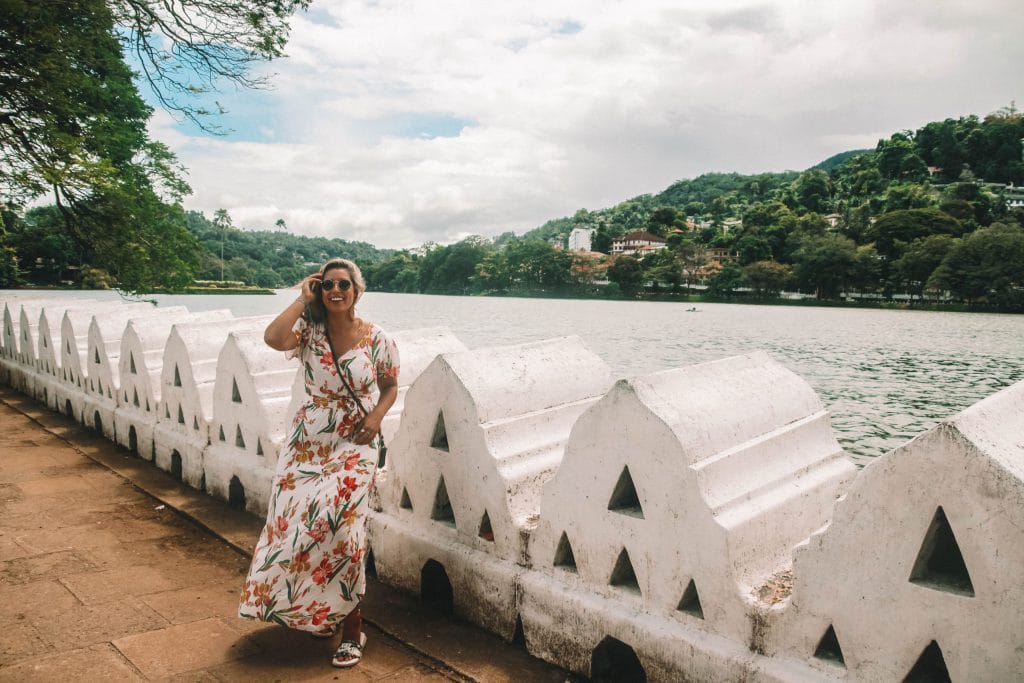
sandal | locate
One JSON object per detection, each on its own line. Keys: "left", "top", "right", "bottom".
{"left": 331, "top": 631, "right": 367, "bottom": 668}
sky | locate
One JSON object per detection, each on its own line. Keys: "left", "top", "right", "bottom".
{"left": 147, "top": 0, "right": 1024, "bottom": 249}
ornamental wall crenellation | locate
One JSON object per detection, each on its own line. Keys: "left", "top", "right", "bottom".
{"left": 2, "top": 295, "right": 1021, "bottom": 682}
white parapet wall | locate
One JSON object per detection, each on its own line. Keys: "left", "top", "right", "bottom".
{"left": 113, "top": 309, "right": 233, "bottom": 460}
{"left": 1, "top": 298, "right": 62, "bottom": 393}
{"left": 3, "top": 296, "right": 1023, "bottom": 683}
{"left": 82, "top": 306, "right": 188, "bottom": 440}
{"left": 204, "top": 325, "right": 296, "bottom": 514}
{"left": 370, "top": 337, "right": 614, "bottom": 638}
{"left": 10, "top": 299, "right": 83, "bottom": 399}
{"left": 766, "top": 377, "right": 1024, "bottom": 682}
{"left": 57, "top": 303, "right": 153, "bottom": 424}
{"left": 35, "top": 301, "right": 102, "bottom": 411}
{"left": 153, "top": 315, "right": 274, "bottom": 489}
{"left": 523, "top": 352, "right": 857, "bottom": 678}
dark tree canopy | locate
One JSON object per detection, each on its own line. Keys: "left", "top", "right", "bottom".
{"left": 0, "top": 0, "right": 307, "bottom": 292}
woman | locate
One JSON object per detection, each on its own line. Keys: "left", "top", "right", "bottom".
{"left": 239, "top": 258, "right": 399, "bottom": 668}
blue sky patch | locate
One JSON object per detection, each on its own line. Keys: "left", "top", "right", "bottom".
{"left": 359, "top": 112, "right": 476, "bottom": 141}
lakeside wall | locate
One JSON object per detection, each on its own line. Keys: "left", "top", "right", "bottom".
{"left": 2, "top": 295, "right": 1021, "bottom": 682}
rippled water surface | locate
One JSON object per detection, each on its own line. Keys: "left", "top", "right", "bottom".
{"left": 8, "top": 290, "right": 1024, "bottom": 465}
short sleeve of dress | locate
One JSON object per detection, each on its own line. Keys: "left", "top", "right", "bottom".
{"left": 374, "top": 328, "right": 400, "bottom": 384}
{"left": 285, "top": 316, "right": 311, "bottom": 361}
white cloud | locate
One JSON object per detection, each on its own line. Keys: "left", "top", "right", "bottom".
{"left": 156, "top": 0, "right": 1024, "bottom": 248}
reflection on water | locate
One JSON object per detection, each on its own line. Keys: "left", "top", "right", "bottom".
{"left": 8, "top": 289, "right": 1024, "bottom": 466}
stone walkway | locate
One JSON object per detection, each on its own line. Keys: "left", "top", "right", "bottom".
{"left": 0, "top": 387, "right": 570, "bottom": 682}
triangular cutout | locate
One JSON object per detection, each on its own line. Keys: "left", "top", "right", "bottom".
{"left": 400, "top": 487, "right": 413, "bottom": 511}
{"left": 677, "top": 578, "right": 704, "bottom": 619}
{"left": 909, "top": 506, "right": 974, "bottom": 596}
{"left": 129, "top": 352, "right": 137, "bottom": 374}
{"left": 94, "top": 348, "right": 100, "bottom": 364}
{"left": 97, "top": 378, "right": 103, "bottom": 394}
{"left": 478, "top": 510, "right": 494, "bottom": 542}
{"left": 553, "top": 532, "right": 578, "bottom": 572}
{"left": 235, "top": 425, "right": 246, "bottom": 449}
{"left": 902, "top": 640, "right": 951, "bottom": 683}
{"left": 66, "top": 339, "right": 70, "bottom": 354}
{"left": 178, "top": 405, "right": 185, "bottom": 424}
{"left": 193, "top": 415, "right": 199, "bottom": 430}
{"left": 256, "top": 438, "right": 264, "bottom": 456}
{"left": 430, "top": 477, "right": 455, "bottom": 527}
{"left": 813, "top": 624, "right": 845, "bottom": 666}
{"left": 145, "top": 399, "right": 150, "bottom": 412}
{"left": 231, "top": 378, "right": 242, "bottom": 403}
{"left": 133, "top": 388, "right": 139, "bottom": 407}
{"left": 173, "top": 364, "right": 181, "bottom": 387}
{"left": 609, "top": 548, "right": 641, "bottom": 594}
{"left": 512, "top": 614, "right": 526, "bottom": 649}
{"left": 218, "top": 425, "right": 225, "bottom": 442}
{"left": 165, "top": 404, "right": 170, "bottom": 419}
{"left": 607, "top": 465, "right": 644, "bottom": 518}
{"left": 430, "top": 411, "right": 449, "bottom": 451}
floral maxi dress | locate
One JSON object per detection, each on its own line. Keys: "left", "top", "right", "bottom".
{"left": 239, "top": 318, "right": 399, "bottom": 632}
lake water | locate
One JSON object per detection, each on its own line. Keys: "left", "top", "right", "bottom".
{"left": 7, "top": 289, "right": 1024, "bottom": 466}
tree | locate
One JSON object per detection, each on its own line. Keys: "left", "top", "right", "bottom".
{"left": 707, "top": 262, "right": 743, "bottom": 297}
{"left": 742, "top": 261, "right": 791, "bottom": 298}
{"left": 868, "top": 208, "right": 963, "bottom": 263}
{"left": 647, "top": 206, "right": 680, "bottom": 237}
{"left": 894, "top": 235, "right": 957, "bottom": 299}
{"left": 792, "top": 234, "right": 859, "bottom": 299}
{"left": 607, "top": 256, "right": 645, "bottom": 297}
{"left": 0, "top": 210, "right": 20, "bottom": 286}
{"left": 113, "top": 0, "right": 310, "bottom": 130}
{"left": 213, "top": 208, "right": 234, "bottom": 282}
{"left": 928, "top": 223, "right": 1024, "bottom": 308}
{"left": 0, "top": 0, "right": 306, "bottom": 292}
{"left": 792, "top": 170, "right": 833, "bottom": 214}
{"left": 643, "top": 248, "right": 682, "bottom": 292}
{"left": 876, "top": 132, "right": 927, "bottom": 182}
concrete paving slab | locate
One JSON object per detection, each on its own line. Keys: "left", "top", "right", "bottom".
{"left": 0, "top": 549, "right": 97, "bottom": 586}
{"left": 140, "top": 582, "right": 244, "bottom": 625}
{"left": 0, "top": 620, "right": 51, "bottom": 667}
{"left": 112, "top": 617, "right": 260, "bottom": 679}
{"left": 0, "top": 579, "right": 82, "bottom": 619}
{"left": 29, "top": 595, "right": 169, "bottom": 650}
{"left": 0, "top": 643, "right": 144, "bottom": 682}
{"left": 11, "top": 523, "right": 123, "bottom": 555}
{"left": 60, "top": 564, "right": 181, "bottom": 605}
{"left": 0, "top": 387, "right": 571, "bottom": 683}
{"left": 16, "top": 474, "right": 96, "bottom": 497}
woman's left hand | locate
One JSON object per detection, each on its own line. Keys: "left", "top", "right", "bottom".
{"left": 353, "top": 413, "right": 383, "bottom": 445}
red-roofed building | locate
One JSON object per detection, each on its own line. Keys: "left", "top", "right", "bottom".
{"left": 611, "top": 231, "right": 667, "bottom": 256}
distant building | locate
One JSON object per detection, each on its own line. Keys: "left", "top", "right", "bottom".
{"left": 568, "top": 228, "right": 595, "bottom": 252}
{"left": 824, "top": 213, "right": 842, "bottom": 229}
{"left": 611, "top": 230, "right": 667, "bottom": 256}
{"left": 722, "top": 218, "right": 742, "bottom": 235}
{"left": 703, "top": 247, "right": 737, "bottom": 263}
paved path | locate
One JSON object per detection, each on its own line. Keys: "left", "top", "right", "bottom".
{"left": 0, "top": 387, "right": 570, "bottom": 682}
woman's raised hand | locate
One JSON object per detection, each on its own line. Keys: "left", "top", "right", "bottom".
{"left": 299, "top": 273, "right": 322, "bottom": 304}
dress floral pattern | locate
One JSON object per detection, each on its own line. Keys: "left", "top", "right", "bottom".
{"left": 239, "top": 318, "right": 399, "bottom": 632}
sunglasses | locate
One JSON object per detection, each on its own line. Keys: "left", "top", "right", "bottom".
{"left": 319, "top": 278, "right": 353, "bottom": 292}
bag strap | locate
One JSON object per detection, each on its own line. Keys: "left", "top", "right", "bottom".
{"left": 324, "top": 324, "right": 383, "bottom": 448}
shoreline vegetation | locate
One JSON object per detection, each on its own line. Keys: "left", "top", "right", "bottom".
{"left": 4, "top": 109, "right": 1023, "bottom": 312}
{"left": 4, "top": 283, "right": 1004, "bottom": 315}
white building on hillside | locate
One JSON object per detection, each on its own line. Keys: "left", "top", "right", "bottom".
{"left": 568, "top": 228, "right": 595, "bottom": 252}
